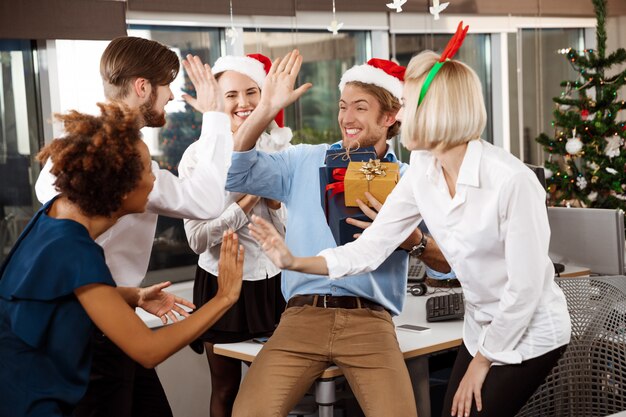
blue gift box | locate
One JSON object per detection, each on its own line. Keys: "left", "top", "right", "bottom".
{"left": 319, "top": 147, "right": 379, "bottom": 246}
{"left": 324, "top": 147, "right": 377, "bottom": 167}
{"left": 319, "top": 166, "right": 370, "bottom": 246}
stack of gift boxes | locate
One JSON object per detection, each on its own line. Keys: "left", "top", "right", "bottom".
{"left": 319, "top": 147, "right": 400, "bottom": 246}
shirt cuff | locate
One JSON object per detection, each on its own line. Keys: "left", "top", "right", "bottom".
{"left": 222, "top": 202, "right": 251, "bottom": 231}
{"left": 426, "top": 266, "right": 457, "bottom": 280}
{"left": 200, "top": 111, "right": 230, "bottom": 137}
{"left": 477, "top": 327, "right": 523, "bottom": 365}
{"left": 318, "top": 248, "right": 345, "bottom": 280}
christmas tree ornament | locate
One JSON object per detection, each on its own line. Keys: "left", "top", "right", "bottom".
{"left": 604, "top": 134, "right": 623, "bottom": 158}
{"left": 429, "top": 0, "right": 450, "bottom": 20}
{"left": 576, "top": 176, "right": 588, "bottom": 190}
{"left": 225, "top": 0, "right": 238, "bottom": 46}
{"left": 327, "top": 0, "right": 344, "bottom": 35}
{"left": 606, "top": 167, "right": 618, "bottom": 175}
{"left": 581, "top": 109, "right": 590, "bottom": 120}
{"left": 586, "top": 161, "right": 600, "bottom": 172}
{"left": 386, "top": 0, "right": 407, "bottom": 13}
{"left": 588, "top": 191, "right": 598, "bottom": 202}
{"left": 565, "top": 129, "right": 583, "bottom": 155}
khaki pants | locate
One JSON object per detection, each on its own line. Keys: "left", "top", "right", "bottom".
{"left": 232, "top": 304, "right": 418, "bottom": 417}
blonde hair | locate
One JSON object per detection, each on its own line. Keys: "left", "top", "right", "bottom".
{"left": 401, "top": 51, "right": 486, "bottom": 151}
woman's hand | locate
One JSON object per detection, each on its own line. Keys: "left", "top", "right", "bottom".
{"left": 216, "top": 231, "right": 244, "bottom": 306}
{"left": 137, "top": 281, "right": 196, "bottom": 325}
{"left": 182, "top": 54, "right": 224, "bottom": 113}
{"left": 249, "top": 214, "right": 294, "bottom": 269}
{"left": 451, "top": 352, "right": 492, "bottom": 416}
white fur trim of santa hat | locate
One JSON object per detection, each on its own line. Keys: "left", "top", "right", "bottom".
{"left": 212, "top": 56, "right": 266, "bottom": 88}
{"left": 339, "top": 64, "right": 403, "bottom": 101}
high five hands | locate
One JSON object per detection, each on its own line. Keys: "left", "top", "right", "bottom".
{"left": 261, "top": 49, "right": 313, "bottom": 114}
{"left": 181, "top": 54, "right": 225, "bottom": 114}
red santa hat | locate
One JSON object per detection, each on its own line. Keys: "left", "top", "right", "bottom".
{"left": 338, "top": 58, "right": 405, "bottom": 102}
{"left": 212, "top": 53, "right": 286, "bottom": 128}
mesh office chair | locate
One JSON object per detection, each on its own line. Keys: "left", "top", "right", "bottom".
{"left": 516, "top": 276, "right": 626, "bottom": 417}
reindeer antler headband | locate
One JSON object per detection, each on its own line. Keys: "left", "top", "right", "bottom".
{"left": 418, "top": 21, "right": 470, "bottom": 106}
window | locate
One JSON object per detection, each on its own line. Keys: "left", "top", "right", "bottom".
{"left": 514, "top": 28, "right": 584, "bottom": 165}
{"left": 54, "top": 27, "right": 222, "bottom": 285}
{"left": 392, "top": 33, "right": 493, "bottom": 162}
{"left": 0, "top": 40, "right": 42, "bottom": 263}
{"left": 243, "top": 29, "right": 370, "bottom": 145}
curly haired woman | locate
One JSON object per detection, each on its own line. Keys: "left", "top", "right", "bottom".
{"left": 0, "top": 104, "right": 244, "bottom": 417}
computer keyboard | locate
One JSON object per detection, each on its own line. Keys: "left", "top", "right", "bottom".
{"left": 426, "top": 292, "right": 465, "bottom": 322}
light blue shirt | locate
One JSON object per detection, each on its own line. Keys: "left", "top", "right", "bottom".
{"left": 226, "top": 142, "right": 409, "bottom": 315}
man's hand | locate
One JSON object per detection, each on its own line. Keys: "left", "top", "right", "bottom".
{"left": 345, "top": 192, "right": 381, "bottom": 238}
{"left": 249, "top": 214, "right": 294, "bottom": 269}
{"left": 182, "top": 54, "right": 224, "bottom": 113}
{"left": 451, "top": 352, "right": 492, "bottom": 417}
{"left": 260, "top": 50, "right": 312, "bottom": 114}
{"left": 137, "top": 281, "right": 196, "bottom": 325}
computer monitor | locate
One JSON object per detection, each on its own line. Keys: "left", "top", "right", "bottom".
{"left": 547, "top": 206, "right": 625, "bottom": 275}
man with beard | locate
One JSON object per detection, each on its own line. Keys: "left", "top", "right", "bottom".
{"left": 226, "top": 56, "right": 450, "bottom": 416}
{"left": 33, "top": 37, "right": 307, "bottom": 417}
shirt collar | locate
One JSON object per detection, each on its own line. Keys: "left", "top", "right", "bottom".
{"left": 424, "top": 139, "right": 482, "bottom": 187}
{"left": 456, "top": 139, "right": 482, "bottom": 187}
{"left": 330, "top": 140, "right": 398, "bottom": 163}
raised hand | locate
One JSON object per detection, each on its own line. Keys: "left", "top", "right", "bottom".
{"left": 137, "top": 281, "right": 196, "bottom": 325}
{"left": 216, "top": 231, "right": 244, "bottom": 305}
{"left": 182, "top": 54, "right": 224, "bottom": 113}
{"left": 260, "top": 50, "right": 313, "bottom": 114}
{"left": 249, "top": 214, "right": 294, "bottom": 269}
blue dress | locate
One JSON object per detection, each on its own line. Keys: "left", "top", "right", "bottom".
{"left": 0, "top": 198, "right": 115, "bottom": 417}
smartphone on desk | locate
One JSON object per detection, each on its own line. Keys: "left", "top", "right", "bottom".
{"left": 397, "top": 324, "right": 431, "bottom": 333}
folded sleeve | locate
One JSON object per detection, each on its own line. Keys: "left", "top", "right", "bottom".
{"left": 476, "top": 172, "right": 552, "bottom": 365}
{"left": 146, "top": 112, "right": 232, "bottom": 220}
{"left": 226, "top": 147, "right": 297, "bottom": 202}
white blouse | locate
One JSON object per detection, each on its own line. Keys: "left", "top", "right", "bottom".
{"left": 320, "top": 139, "right": 571, "bottom": 365}
{"left": 179, "top": 131, "right": 287, "bottom": 281}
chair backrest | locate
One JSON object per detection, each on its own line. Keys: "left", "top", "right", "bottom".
{"left": 516, "top": 276, "right": 626, "bottom": 417}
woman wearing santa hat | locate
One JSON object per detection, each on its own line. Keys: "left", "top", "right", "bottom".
{"left": 178, "top": 53, "right": 291, "bottom": 417}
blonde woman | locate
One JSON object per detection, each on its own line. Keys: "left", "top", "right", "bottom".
{"left": 249, "top": 46, "right": 571, "bottom": 417}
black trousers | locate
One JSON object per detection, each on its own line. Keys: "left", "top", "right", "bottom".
{"left": 441, "top": 343, "right": 566, "bottom": 417}
{"left": 73, "top": 330, "right": 173, "bottom": 417}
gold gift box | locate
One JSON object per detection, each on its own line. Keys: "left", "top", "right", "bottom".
{"left": 344, "top": 160, "right": 399, "bottom": 207}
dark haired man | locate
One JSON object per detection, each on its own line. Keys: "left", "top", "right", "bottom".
{"left": 35, "top": 37, "right": 307, "bottom": 417}
{"left": 227, "top": 57, "right": 450, "bottom": 416}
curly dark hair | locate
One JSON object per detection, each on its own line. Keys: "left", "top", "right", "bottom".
{"left": 37, "top": 103, "right": 144, "bottom": 217}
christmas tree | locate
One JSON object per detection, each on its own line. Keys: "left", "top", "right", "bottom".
{"left": 536, "top": 0, "right": 626, "bottom": 210}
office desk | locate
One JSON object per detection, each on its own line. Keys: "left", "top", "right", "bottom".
{"left": 214, "top": 293, "right": 463, "bottom": 417}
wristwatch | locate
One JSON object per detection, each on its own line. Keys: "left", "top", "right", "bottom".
{"left": 408, "top": 232, "right": 428, "bottom": 258}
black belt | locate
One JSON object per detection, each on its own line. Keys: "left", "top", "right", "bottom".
{"left": 287, "top": 294, "right": 387, "bottom": 313}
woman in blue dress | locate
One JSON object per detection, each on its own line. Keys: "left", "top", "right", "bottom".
{"left": 0, "top": 103, "right": 244, "bottom": 417}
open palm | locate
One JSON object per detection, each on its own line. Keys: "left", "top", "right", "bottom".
{"left": 249, "top": 215, "right": 294, "bottom": 269}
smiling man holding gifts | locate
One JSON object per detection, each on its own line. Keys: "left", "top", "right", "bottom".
{"left": 226, "top": 51, "right": 451, "bottom": 416}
